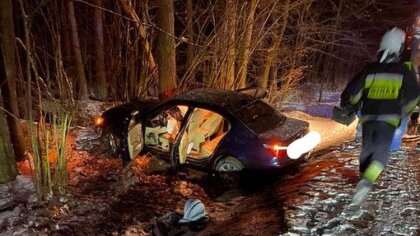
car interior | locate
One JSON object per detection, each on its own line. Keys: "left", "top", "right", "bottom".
{"left": 178, "top": 108, "right": 229, "bottom": 164}
{"left": 144, "top": 106, "right": 229, "bottom": 164}
{"left": 145, "top": 105, "right": 188, "bottom": 151}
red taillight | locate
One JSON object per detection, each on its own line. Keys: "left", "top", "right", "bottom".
{"left": 264, "top": 143, "right": 287, "bottom": 158}
{"left": 273, "top": 145, "right": 283, "bottom": 151}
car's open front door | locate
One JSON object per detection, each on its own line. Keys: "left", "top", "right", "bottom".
{"left": 176, "top": 108, "right": 229, "bottom": 165}
{"left": 127, "top": 111, "right": 143, "bottom": 160}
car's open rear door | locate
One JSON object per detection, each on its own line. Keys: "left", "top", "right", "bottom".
{"left": 127, "top": 112, "right": 143, "bottom": 160}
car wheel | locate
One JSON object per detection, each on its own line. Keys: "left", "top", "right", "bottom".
{"left": 215, "top": 156, "right": 244, "bottom": 172}
{"left": 214, "top": 156, "right": 244, "bottom": 186}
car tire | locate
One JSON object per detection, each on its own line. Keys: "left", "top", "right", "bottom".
{"left": 215, "top": 156, "right": 244, "bottom": 172}
{"left": 214, "top": 156, "right": 244, "bottom": 186}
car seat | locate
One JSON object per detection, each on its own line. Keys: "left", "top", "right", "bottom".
{"left": 199, "top": 135, "right": 224, "bottom": 157}
{"left": 146, "top": 112, "right": 182, "bottom": 150}
{"left": 179, "top": 109, "right": 225, "bottom": 163}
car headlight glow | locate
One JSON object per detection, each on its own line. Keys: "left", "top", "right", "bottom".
{"left": 287, "top": 131, "right": 321, "bottom": 160}
{"left": 95, "top": 117, "right": 104, "bottom": 126}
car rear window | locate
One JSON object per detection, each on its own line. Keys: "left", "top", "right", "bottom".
{"left": 234, "top": 100, "right": 286, "bottom": 134}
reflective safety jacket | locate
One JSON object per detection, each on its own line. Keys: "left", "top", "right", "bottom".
{"left": 341, "top": 62, "right": 420, "bottom": 127}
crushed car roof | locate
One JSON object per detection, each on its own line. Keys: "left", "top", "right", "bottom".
{"left": 172, "top": 88, "right": 257, "bottom": 112}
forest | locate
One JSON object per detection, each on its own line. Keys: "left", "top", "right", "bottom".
{"left": 0, "top": 0, "right": 418, "bottom": 235}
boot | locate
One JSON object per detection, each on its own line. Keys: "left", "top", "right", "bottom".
{"left": 351, "top": 178, "right": 372, "bottom": 206}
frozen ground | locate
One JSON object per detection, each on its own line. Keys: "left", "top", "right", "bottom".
{"left": 2, "top": 91, "right": 418, "bottom": 235}
{"left": 281, "top": 91, "right": 358, "bottom": 152}
{"left": 279, "top": 139, "right": 420, "bottom": 236}
{"left": 281, "top": 91, "right": 341, "bottom": 117}
{"left": 200, "top": 91, "right": 420, "bottom": 235}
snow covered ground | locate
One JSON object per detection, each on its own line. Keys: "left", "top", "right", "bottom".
{"left": 281, "top": 91, "right": 358, "bottom": 152}
{"left": 3, "top": 91, "right": 418, "bottom": 235}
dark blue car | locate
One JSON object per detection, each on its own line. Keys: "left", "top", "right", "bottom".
{"left": 96, "top": 88, "right": 318, "bottom": 173}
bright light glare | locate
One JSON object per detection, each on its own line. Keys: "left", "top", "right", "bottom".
{"left": 287, "top": 131, "right": 321, "bottom": 160}
{"left": 273, "top": 145, "right": 287, "bottom": 150}
{"left": 95, "top": 117, "right": 104, "bottom": 126}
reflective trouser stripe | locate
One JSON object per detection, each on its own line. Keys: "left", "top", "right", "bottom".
{"left": 403, "top": 96, "right": 420, "bottom": 115}
{"left": 350, "top": 90, "right": 363, "bottom": 105}
{"left": 360, "top": 114, "right": 401, "bottom": 127}
{"left": 404, "top": 61, "right": 413, "bottom": 71}
{"left": 363, "top": 160, "right": 384, "bottom": 183}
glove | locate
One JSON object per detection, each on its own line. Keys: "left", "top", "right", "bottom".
{"left": 332, "top": 106, "right": 356, "bottom": 126}
{"left": 342, "top": 105, "right": 356, "bottom": 116}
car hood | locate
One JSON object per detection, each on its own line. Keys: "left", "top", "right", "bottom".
{"left": 258, "top": 117, "right": 309, "bottom": 142}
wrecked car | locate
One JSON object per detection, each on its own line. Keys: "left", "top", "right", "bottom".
{"left": 96, "top": 88, "right": 319, "bottom": 172}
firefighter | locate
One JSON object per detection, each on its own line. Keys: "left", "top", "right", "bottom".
{"left": 340, "top": 27, "right": 420, "bottom": 205}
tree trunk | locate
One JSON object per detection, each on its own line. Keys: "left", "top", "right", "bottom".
{"left": 119, "top": 0, "right": 157, "bottom": 76}
{"left": 0, "top": 90, "right": 17, "bottom": 183}
{"left": 186, "top": 0, "right": 194, "bottom": 71}
{"left": 92, "top": 0, "right": 107, "bottom": 100}
{"left": 0, "top": 0, "right": 27, "bottom": 162}
{"left": 318, "top": 0, "right": 343, "bottom": 102}
{"left": 268, "top": 63, "right": 278, "bottom": 103}
{"left": 156, "top": 0, "right": 177, "bottom": 100}
{"left": 128, "top": 38, "right": 139, "bottom": 100}
{"left": 237, "top": 0, "right": 257, "bottom": 89}
{"left": 259, "top": 0, "right": 290, "bottom": 89}
{"left": 61, "top": 2, "right": 73, "bottom": 97}
{"left": 66, "top": 0, "right": 88, "bottom": 99}
{"left": 223, "top": 0, "right": 237, "bottom": 90}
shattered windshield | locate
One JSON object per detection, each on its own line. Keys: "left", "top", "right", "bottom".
{"left": 234, "top": 100, "right": 285, "bottom": 134}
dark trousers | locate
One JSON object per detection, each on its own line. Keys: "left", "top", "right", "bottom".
{"left": 410, "top": 111, "right": 419, "bottom": 124}
{"left": 359, "top": 121, "right": 396, "bottom": 174}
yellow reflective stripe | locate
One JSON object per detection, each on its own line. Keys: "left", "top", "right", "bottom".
{"left": 367, "top": 87, "right": 399, "bottom": 99}
{"left": 365, "top": 73, "right": 403, "bottom": 88}
{"left": 350, "top": 90, "right": 363, "bottom": 105}
{"left": 404, "top": 61, "right": 413, "bottom": 71}
{"left": 360, "top": 114, "right": 401, "bottom": 127}
{"left": 363, "top": 160, "right": 384, "bottom": 183}
{"left": 365, "top": 74, "right": 374, "bottom": 88}
{"left": 386, "top": 119, "right": 401, "bottom": 127}
{"left": 364, "top": 73, "right": 403, "bottom": 100}
{"left": 386, "top": 118, "right": 400, "bottom": 127}
{"left": 403, "top": 96, "right": 420, "bottom": 115}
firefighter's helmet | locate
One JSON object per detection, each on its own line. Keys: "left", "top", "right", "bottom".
{"left": 378, "top": 27, "right": 406, "bottom": 62}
